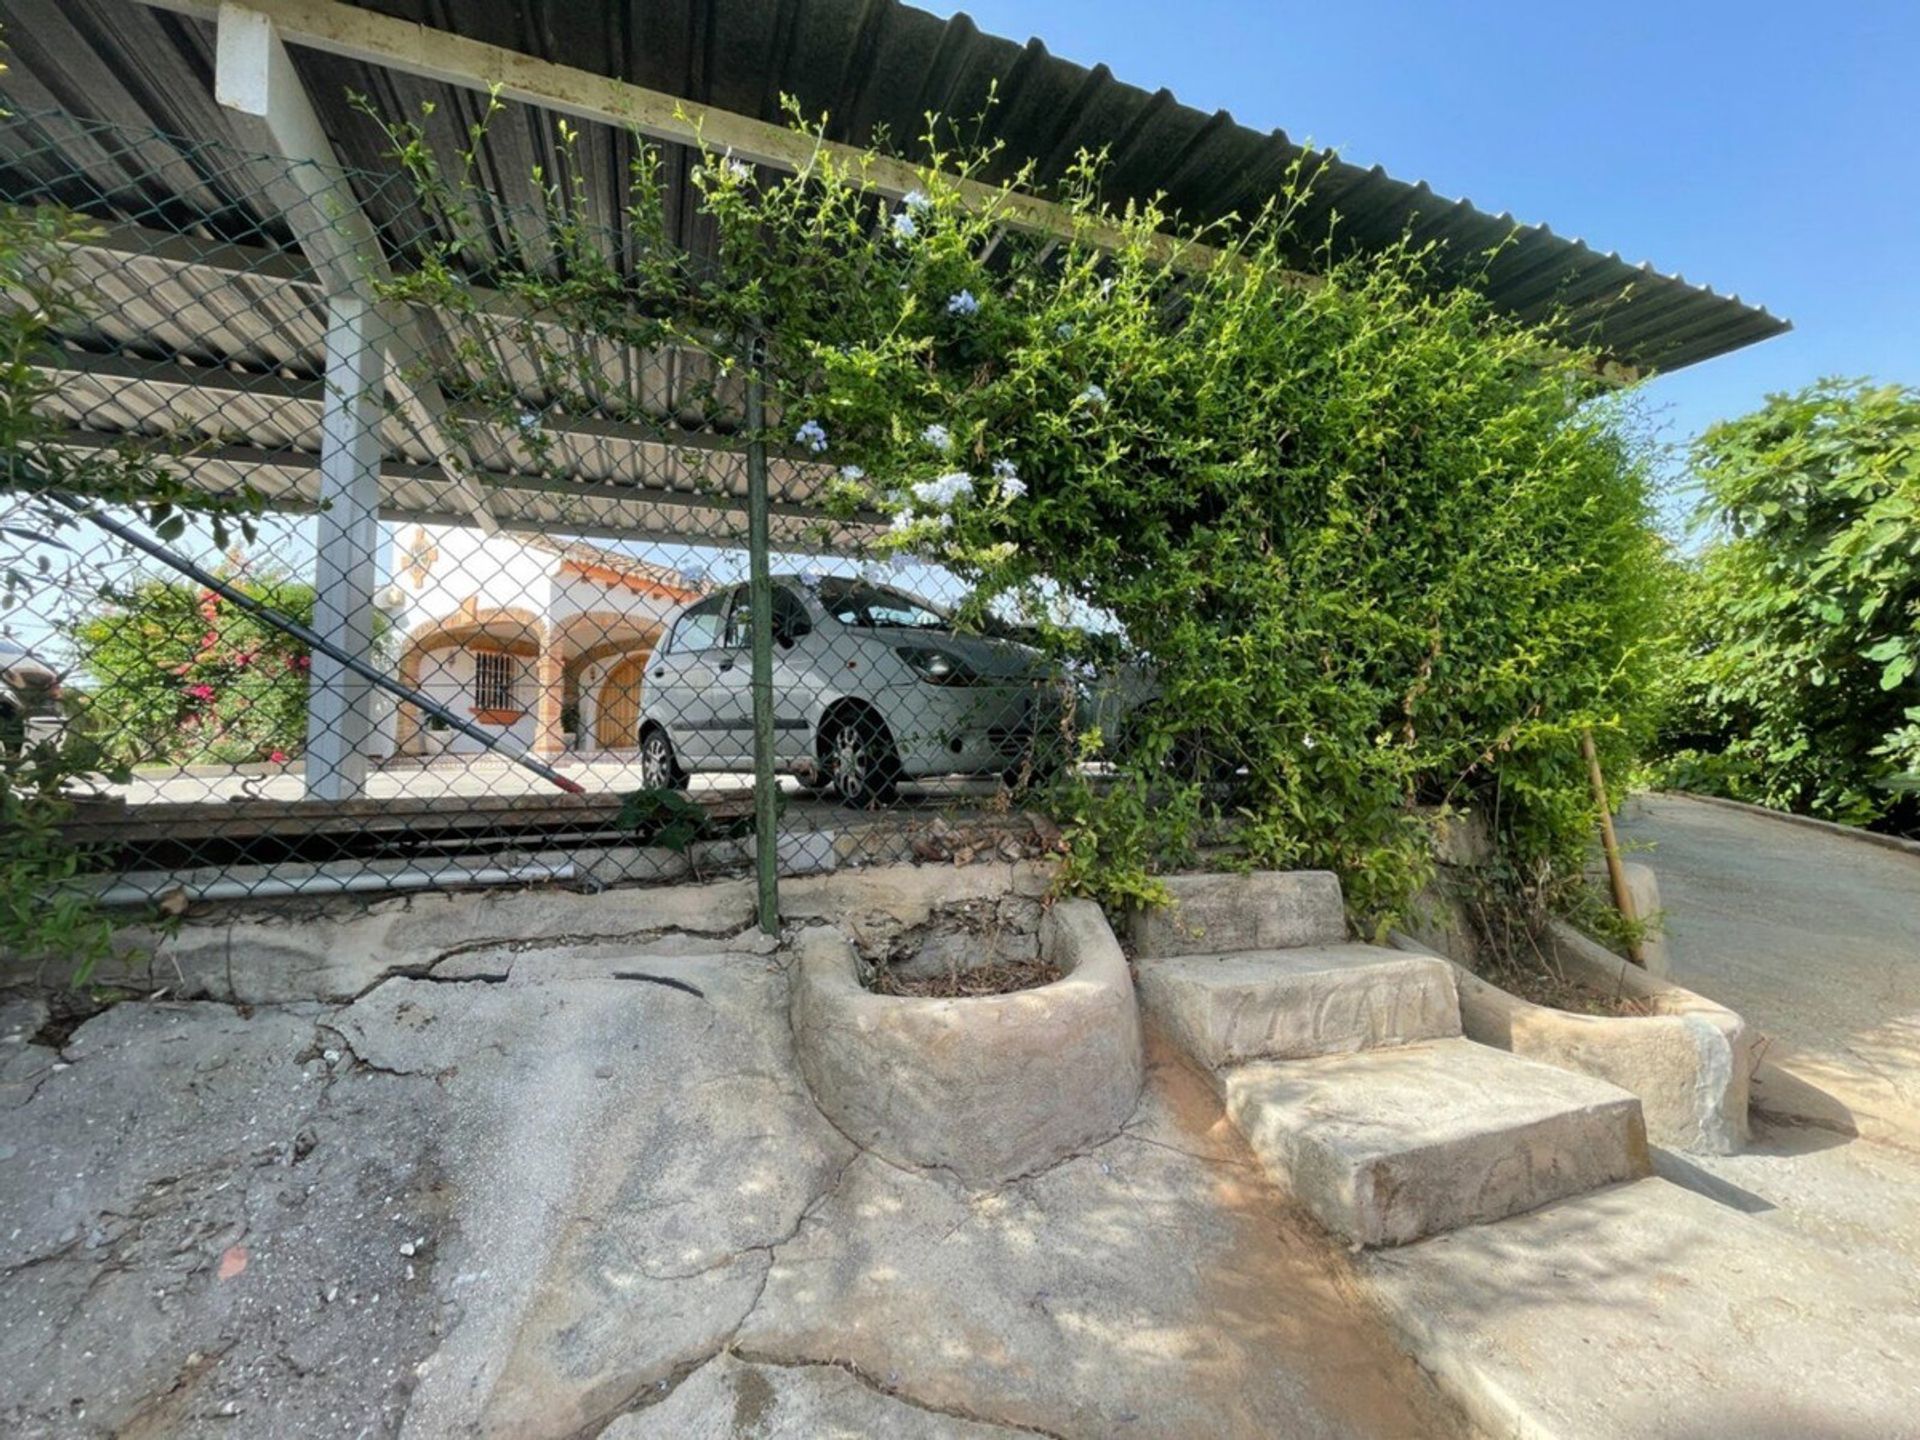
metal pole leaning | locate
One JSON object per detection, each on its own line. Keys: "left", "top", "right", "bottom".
{"left": 744, "top": 333, "right": 781, "bottom": 936}
{"left": 51, "top": 492, "right": 587, "bottom": 795}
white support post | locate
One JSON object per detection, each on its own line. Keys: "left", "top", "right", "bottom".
{"left": 304, "top": 292, "right": 387, "bottom": 800}
{"left": 210, "top": 0, "right": 500, "bottom": 800}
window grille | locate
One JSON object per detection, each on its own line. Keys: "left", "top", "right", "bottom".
{"left": 474, "top": 651, "right": 517, "bottom": 712}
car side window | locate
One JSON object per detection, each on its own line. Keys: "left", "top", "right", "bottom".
{"left": 722, "top": 585, "right": 754, "bottom": 648}
{"left": 773, "top": 588, "right": 812, "bottom": 646}
{"left": 725, "top": 585, "right": 814, "bottom": 648}
{"left": 669, "top": 595, "right": 725, "bottom": 654}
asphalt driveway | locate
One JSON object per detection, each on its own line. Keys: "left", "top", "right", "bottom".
{"left": 1618, "top": 792, "right": 1920, "bottom": 1146}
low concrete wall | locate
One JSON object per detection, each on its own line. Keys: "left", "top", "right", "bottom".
{"left": 1656, "top": 789, "right": 1920, "bottom": 859}
{"left": 1392, "top": 925, "right": 1751, "bottom": 1155}
{"left": 1581, "top": 860, "right": 1670, "bottom": 977}
{"left": 790, "top": 898, "right": 1144, "bottom": 1187}
{"left": 32, "top": 856, "right": 1062, "bottom": 1004}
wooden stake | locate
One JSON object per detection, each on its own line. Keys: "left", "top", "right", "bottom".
{"left": 1581, "top": 728, "right": 1645, "bottom": 965}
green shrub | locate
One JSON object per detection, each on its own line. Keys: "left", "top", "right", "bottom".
{"left": 71, "top": 568, "right": 314, "bottom": 768}
{"left": 371, "top": 104, "right": 1670, "bottom": 928}
{"left": 742, "top": 154, "right": 1668, "bottom": 923}
{"left": 1653, "top": 380, "right": 1920, "bottom": 834}
{"left": 1, "top": 197, "right": 264, "bottom": 970}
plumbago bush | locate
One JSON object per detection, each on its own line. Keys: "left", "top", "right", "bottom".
{"left": 374, "top": 101, "right": 1666, "bottom": 924}
{"left": 1654, "top": 380, "right": 1920, "bottom": 833}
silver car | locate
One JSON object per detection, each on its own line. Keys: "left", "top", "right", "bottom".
{"left": 637, "top": 576, "right": 1064, "bottom": 804}
{"left": 0, "top": 639, "right": 65, "bottom": 753}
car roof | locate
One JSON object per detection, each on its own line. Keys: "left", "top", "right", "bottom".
{"left": 667, "top": 574, "right": 944, "bottom": 614}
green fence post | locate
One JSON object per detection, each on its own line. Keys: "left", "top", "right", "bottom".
{"left": 744, "top": 332, "right": 781, "bottom": 936}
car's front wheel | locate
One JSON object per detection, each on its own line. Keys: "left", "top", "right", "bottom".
{"left": 821, "top": 709, "right": 900, "bottom": 808}
{"left": 639, "top": 727, "right": 686, "bottom": 791}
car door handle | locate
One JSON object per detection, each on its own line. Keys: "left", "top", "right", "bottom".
{"left": 717, "top": 659, "right": 736, "bottom": 673}
{"left": 651, "top": 668, "right": 664, "bottom": 679}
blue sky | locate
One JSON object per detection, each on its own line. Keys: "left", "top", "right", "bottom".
{"left": 922, "top": 1, "right": 1918, "bottom": 499}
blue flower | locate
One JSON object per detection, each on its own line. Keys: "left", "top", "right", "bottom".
{"left": 837, "top": 464, "right": 866, "bottom": 482}
{"left": 947, "top": 289, "right": 980, "bottom": 317}
{"left": 1055, "top": 322, "right": 1075, "bottom": 339}
{"left": 902, "top": 189, "right": 932, "bottom": 212}
{"left": 991, "top": 458, "right": 1025, "bottom": 499}
{"left": 794, "top": 420, "right": 829, "bottom": 453}
{"left": 889, "top": 508, "right": 951, "bottom": 535}
{"left": 1079, "top": 384, "right": 1107, "bottom": 406}
{"left": 911, "top": 471, "right": 975, "bottom": 509}
{"left": 920, "top": 422, "right": 952, "bottom": 452}
{"left": 891, "top": 208, "right": 918, "bottom": 241}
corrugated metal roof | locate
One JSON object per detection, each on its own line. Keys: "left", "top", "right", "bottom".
{"left": 0, "top": 0, "right": 1785, "bottom": 376}
{"left": 18, "top": 200, "right": 868, "bottom": 550}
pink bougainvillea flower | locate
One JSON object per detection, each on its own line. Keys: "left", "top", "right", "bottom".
{"left": 186, "top": 683, "right": 215, "bottom": 701}
{"left": 267, "top": 748, "right": 288, "bottom": 764}
{"left": 292, "top": 654, "right": 311, "bottom": 671}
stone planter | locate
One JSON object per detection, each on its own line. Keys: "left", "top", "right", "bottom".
{"left": 790, "top": 898, "right": 1144, "bottom": 1187}
{"left": 1392, "top": 923, "right": 1752, "bottom": 1155}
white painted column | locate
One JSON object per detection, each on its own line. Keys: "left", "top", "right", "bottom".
{"left": 304, "top": 292, "right": 387, "bottom": 800}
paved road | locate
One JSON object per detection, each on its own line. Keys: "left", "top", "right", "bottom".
{"left": 1618, "top": 792, "right": 1920, "bottom": 1146}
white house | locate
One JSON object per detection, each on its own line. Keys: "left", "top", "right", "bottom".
{"left": 380, "top": 523, "right": 705, "bottom": 759}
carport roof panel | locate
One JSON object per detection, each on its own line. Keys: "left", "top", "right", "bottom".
{"left": 0, "top": 0, "right": 1786, "bottom": 376}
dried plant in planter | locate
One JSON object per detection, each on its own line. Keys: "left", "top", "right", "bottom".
{"left": 869, "top": 956, "right": 1063, "bottom": 999}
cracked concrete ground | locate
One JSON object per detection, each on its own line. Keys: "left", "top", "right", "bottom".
{"left": 0, "top": 895, "right": 1465, "bottom": 1439}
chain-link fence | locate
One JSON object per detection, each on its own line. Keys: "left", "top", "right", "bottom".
{"left": 2, "top": 105, "right": 1081, "bottom": 919}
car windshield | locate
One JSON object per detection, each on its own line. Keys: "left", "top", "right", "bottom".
{"left": 815, "top": 579, "right": 949, "bottom": 631}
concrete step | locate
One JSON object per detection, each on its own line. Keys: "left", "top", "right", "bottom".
{"left": 1363, "top": 1177, "right": 1920, "bottom": 1439}
{"left": 1139, "top": 943, "right": 1462, "bottom": 1067}
{"left": 1226, "top": 1038, "right": 1650, "bottom": 1247}
{"left": 1128, "top": 871, "right": 1346, "bottom": 958}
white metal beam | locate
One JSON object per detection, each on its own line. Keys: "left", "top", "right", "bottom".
{"left": 45, "top": 424, "right": 878, "bottom": 524}
{"left": 212, "top": 4, "right": 376, "bottom": 295}
{"left": 211, "top": 1, "right": 499, "bottom": 531}
{"left": 39, "top": 353, "right": 842, "bottom": 482}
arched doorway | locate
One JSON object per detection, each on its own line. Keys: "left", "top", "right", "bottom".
{"left": 596, "top": 655, "right": 648, "bottom": 750}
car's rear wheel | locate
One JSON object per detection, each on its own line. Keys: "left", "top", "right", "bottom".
{"left": 639, "top": 727, "right": 686, "bottom": 791}
{"left": 821, "top": 709, "right": 900, "bottom": 808}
